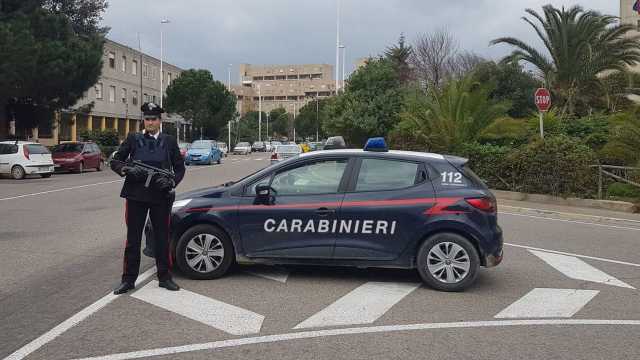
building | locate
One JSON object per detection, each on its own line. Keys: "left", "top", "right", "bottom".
{"left": 1, "top": 38, "right": 190, "bottom": 146}
{"left": 621, "top": 0, "right": 640, "bottom": 72}
{"left": 231, "top": 63, "right": 337, "bottom": 116}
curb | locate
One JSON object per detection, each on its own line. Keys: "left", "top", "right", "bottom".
{"left": 491, "top": 189, "right": 638, "bottom": 214}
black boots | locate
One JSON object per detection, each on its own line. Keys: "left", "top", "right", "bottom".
{"left": 113, "top": 282, "right": 135, "bottom": 295}
{"left": 158, "top": 278, "right": 180, "bottom": 291}
{"left": 114, "top": 279, "right": 180, "bottom": 294}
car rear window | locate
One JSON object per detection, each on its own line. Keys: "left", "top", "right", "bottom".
{"left": 53, "top": 143, "right": 83, "bottom": 152}
{"left": 26, "top": 144, "right": 51, "bottom": 154}
{"left": 0, "top": 144, "right": 18, "bottom": 154}
{"left": 429, "top": 160, "right": 485, "bottom": 189}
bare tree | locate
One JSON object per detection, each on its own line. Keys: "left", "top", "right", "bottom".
{"left": 410, "top": 29, "right": 459, "bottom": 91}
{"left": 451, "top": 51, "right": 487, "bottom": 79}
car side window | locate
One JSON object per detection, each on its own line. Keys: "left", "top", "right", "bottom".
{"left": 245, "top": 176, "right": 272, "bottom": 195}
{"left": 0, "top": 144, "right": 18, "bottom": 155}
{"left": 355, "top": 158, "right": 419, "bottom": 192}
{"left": 271, "top": 159, "right": 348, "bottom": 195}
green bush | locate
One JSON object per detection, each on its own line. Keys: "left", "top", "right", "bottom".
{"left": 78, "top": 129, "right": 120, "bottom": 146}
{"left": 456, "top": 142, "right": 514, "bottom": 190}
{"left": 508, "top": 135, "right": 598, "bottom": 197}
{"left": 563, "top": 113, "right": 610, "bottom": 150}
{"left": 478, "top": 117, "right": 529, "bottom": 147}
{"left": 607, "top": 182, "right": 640, "bottom": 199}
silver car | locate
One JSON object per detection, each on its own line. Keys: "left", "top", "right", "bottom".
{"left": 233, "top": 142, "right": 251, "bottom": 155}
{"left": 270, "top": 144, "right": 302, "bottom": 164}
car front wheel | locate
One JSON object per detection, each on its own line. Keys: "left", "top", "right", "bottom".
{"left": 417, "top": 232, "right": 480, "bottom": 292}
{"left": 176, "top": 224, "right": 235, "bottom": 280}
{"left": 11, "top": 165, "right": 25, "bottom": 180}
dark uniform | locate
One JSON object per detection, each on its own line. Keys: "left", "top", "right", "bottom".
{"left": 111, "top": 103, "right": 185, "bottom": 294}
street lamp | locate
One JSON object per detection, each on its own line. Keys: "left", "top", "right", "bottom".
{"left": 258, "top": 84, "right": 262, "bottom": 143}
{"left": 160, "top": 18, "right": 170, "bottom": 132}
{"left": 228, "top": 63, "right": 232, "bottom": 150}
{"left": 339, "top": 44, "right": 346, "bottom": 92}
{"left": 335, "top": 0, "right": 341, "bottom": 92}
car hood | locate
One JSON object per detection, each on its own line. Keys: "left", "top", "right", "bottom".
{"left": 187, "top": 149, "right": 211, "bottom": 155}
{"left": 176, "top": 186, "right": 226, "bottom": 201}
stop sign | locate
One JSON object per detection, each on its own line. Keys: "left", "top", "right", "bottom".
{"left": 534, "top": 88, "right": 551, "bottom": 112}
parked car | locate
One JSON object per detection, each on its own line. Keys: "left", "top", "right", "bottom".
{"left": 178, "top": 142, "right": 191, "bottom": 158}
{"left": 218, "top": 142, "right": 229, "bottom": 157}
{"left": 233, "top": 142, "right": 252, "bottom": 155}
{"left": 0, "top": 141, "right": 55, "bottom": 179}
{"left": 185, "top": 140, "right": 223, "bottom": 165}
{"left": 265, "top": 142, "right": 273, "bottom": 152}
{"left": 269, "top": 141, "right": 282, "bottom": 152}
{"left": 324, "top": 136, "right": 347, "bottom": 150}
{"left": 270, "top": 144, "right": 302, "bottom": 165}
{"left": 252, "top": 141, "right": 266, "bottom": 152}
{"left": 52, "top": 142, "right": 102, "bottom": 173}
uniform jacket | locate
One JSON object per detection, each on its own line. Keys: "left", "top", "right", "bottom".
{"left": 111, "top": 132, "right": 186, "bottom": 204}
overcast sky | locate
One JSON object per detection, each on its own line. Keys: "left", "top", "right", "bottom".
{"left": 101, "top": 1, "right": 619, "bottom": 84}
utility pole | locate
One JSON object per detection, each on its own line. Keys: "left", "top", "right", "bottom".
{"left": 335, "top": 0, "right": 341, "bottom": 92}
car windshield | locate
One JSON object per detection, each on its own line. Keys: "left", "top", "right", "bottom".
{"left": 191, "top": 141, "right": 211, "bottom": 149}
{"left": 237, "top": 142, "right": 250, "bottom": 147}
{"left": 53, "top": 143, "right": 83, "bottom": 153}
{"left": 178, "top": 143, "right": 190, "bottom": 150}
{"left": 276, "top": 145, "right": 301, "bottom": 153}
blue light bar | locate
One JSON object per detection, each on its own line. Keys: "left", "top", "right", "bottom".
{"left": 364, "top": 137, "right": 388, "bottom": 152}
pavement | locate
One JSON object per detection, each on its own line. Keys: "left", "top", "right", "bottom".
{"left": 1, "top": 152, "right": 639, "bottom": 360}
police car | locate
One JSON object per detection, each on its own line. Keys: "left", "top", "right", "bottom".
{"left": 164, "top": 138, "right": 503, "bottom": 291}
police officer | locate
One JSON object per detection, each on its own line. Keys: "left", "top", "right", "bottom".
{"left": 111, "top": 102, "right": 186, "bottom": 294}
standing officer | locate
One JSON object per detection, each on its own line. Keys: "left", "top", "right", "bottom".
{"left": 111, "top": 102, "right": 186, "bottom": 294}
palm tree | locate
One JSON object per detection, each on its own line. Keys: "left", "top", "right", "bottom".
{"left": 491, "top": 5, "right": 640, "bottom": 115}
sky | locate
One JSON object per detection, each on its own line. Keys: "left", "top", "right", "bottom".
{"left": 101, "top": 1, "right": 620, "bottom": 84}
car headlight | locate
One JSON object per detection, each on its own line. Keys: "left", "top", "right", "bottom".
{"left": 172, "top": 199, "right": 192, "bottom": 210}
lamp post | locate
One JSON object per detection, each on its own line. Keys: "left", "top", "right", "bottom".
{"left": 335, "top": 0, "right": 341, "bottom": 92}
{"left": 228, "top": 63, "right": 232, "bottom": 150}
{"left": 159, "top": 18, "right": 170, "bottom": 132}
{"left": 339, "top": 44, "right": 346, "bottom": 91}
{"left": 258, "top": 84, "right": 262, "bottom": 143}
{"left": 315, "top": 96, "right": 319, "bottom": 142}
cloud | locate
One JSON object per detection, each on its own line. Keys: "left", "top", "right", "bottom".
{"left": 101, "top": 0, "right": 619, "bottom": 83}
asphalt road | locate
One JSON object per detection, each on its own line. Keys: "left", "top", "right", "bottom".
{"left": 1, "top": 152, "right": 639, "bottom": 360}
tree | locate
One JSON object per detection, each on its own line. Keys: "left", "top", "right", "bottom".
{"left": 491, "top": 5, "right": 640, "bottom": 116}
{"left": 292, "top": 98, "right": 330, "bottom": 141}
{"left": 269, "top": 107, "right": 289, "bottom": 139}
{"left": 395, "top": 76, "right": 509, "bottom": 153}
{"left": 164, "top": 69, "right": 236, "bottom": 140}
{"left": 324, "top": 58, "right": 405, "bottom": 146}
{"left": 471, "top": 61, "right": 541, "bottom": 118}
{"left": 1, "top": 0, "right": 108, "bottom": 133}
{"left": 411, "top": 29, "right": 459, "bottom": 91}
{"left": 384, "top": 33, "right": 414, "bottom": 84}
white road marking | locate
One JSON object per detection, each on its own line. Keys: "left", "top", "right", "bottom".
{"left": 3, "top": 267, "right": 157, "bottom": 360}
{"left": 131, "top": 281, "right": 264, "bottom": 335}
{"left": 0, "top": 180, "right": 124, "bottom": 201}
{"left": 500, "top": 212, "right": 640, "bottom": 232}
{"left": 500, "top": 205, "right": 640, "bottom": 224}
{"left": 70, "top": 319, "right": 640, "bottom": 360}
{"left": 294, "top": 282, "right": 420, "bottom": 329}
{"left": 505, "top": 243, "right": 640, "bottom": 268}
{"left": 245, "top": 267, "right": 289, "bottom": 283}
{"left": 529, "top": 250, "right": 635, "bottom": 289}
{"left": 254, "top": 158, "right": 265, "bottom": 161}
{"left": 494, "top": 288, "right": 599, "bottom": 318}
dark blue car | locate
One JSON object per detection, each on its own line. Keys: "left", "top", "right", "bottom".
{"left": 162, "top": 138, "right": 503, "bottom": 291}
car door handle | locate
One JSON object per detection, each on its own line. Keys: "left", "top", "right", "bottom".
{"left": 315, "top": 207, "right": 335, "bottom": 216}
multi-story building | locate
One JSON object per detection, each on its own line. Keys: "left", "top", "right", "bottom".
{"left": 231, "top": 63, "right": 337, "bottom": 116}
{"left": 621, "top": 0, "right": 640, "bottom": 72}
{"left": 1, "top": 38, "right": 190, "bottom": 146}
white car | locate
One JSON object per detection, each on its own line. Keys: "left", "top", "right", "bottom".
{"left": 233, "top": 142, "right": 251, "bottom": 155}
{"left": 0, "top": 141, "right": 55, "bottom": 179}
{"left": 270, "top": 144, "right": 302, "bottom": 165}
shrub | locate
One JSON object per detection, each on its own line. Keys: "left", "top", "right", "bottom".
{"left": 78, "top": 129, "right": 119, "bottom": 146}
{"left": 507, "top": 135, "right": 598, "bottom": 197}
{"left": 478, "top": 117, "right": 529, "bottom": 147}
{"left": 456, "top": 142, "right": 514, "bottom": 190}
{"left": 607, "top": 182, "right": 640, "bottom": 199}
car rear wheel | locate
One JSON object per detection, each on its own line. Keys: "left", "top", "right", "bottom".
{"left": 176, "top": 224, "right": 235, "bottom": 280}
{"left": 11, "top": 165, "right": 25, "bottom": 180}
{"left": 417, "top": 233, "right": 479, "bottom": 292}
{"left": 96, "top": 160, "right": 102, "bottom": 171}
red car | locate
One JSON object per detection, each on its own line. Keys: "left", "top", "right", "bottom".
{"left": 52, "top": 142, "right": 103, "bottom": 173}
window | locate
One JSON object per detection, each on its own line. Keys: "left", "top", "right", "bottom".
{"left": 355, "top": 159, "right": 419, "bottom": 192}
{"left": 121, "top": 88, "right": 127, "bottom": 103}
{"left": 108, "top": 52, "right": 115, "bottom": 68}
{"left": 0, "top": 144, "right": 18, "bottom": 154}
{"left": 152, "top": 95, "right": 156, "bottom": 103}
{"left": 95, "top": 83, "right": 103, "bottom": 99}
{"left": 26, "top": 144, "right": 50, "bottom": 154}
{"left": 132, "top": 90, "right": 138, "bottom": 105}
{"left": 121, "top": 56, "right": 126, "bottom": 72}
{"left": 143, "top": 93, "right": 149, "bottom": 102}
{"left": 167, "top": 72, "right": 172, "bottom": 84}
{"left": 152, "top": 66, "right": 157, "bottom": 80}
{"left": 109, "top": 85, "right": 116, "bottom": 103}
{"left": 270, "top": 159, "right": 348, "bottom": 195}
{"left": 142, "top": 63, "right": 149, "bottom": 78}
{"left": 132, "top": 60, "right": 138, "bottom": 75}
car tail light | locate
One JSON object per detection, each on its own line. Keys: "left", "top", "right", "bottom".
{"left": 23, "top": 145, "right": 30, "bottom": 160}
{"left": 271, "top": 153, "right": 278, "bottom": 160}
{"left": 466, "top": 197, "right": 496, "bottom": 213}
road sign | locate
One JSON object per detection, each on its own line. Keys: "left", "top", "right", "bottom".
{"left": 534, "top": 88, "right": 551, "bottom": 112}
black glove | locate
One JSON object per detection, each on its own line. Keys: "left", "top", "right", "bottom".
{"left": 122, "top": 166, "right": 146, "bottom": 182}
{"left": 154, "top": 176, "right": 175, "bottom": 193}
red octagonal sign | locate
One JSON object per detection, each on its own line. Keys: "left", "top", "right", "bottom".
{"left": 534, "top": 88, "right": 551, "bottom": 112}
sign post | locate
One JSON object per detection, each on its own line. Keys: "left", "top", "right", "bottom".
{"left": 534, "top": 88, "right": 551, "bottom": 139}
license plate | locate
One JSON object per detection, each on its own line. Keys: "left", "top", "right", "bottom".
{"left": 39, "top": 166, "right": 50, "bottom": 171}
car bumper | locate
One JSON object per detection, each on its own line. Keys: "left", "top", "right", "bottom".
{"left": 26, "top": 164, "right": 55, "bottom": 174}
{"left": 53, "top": 161, "right": 80, "bottom": 171}
{"left": 483, "top": 224, "right": 503, "bottom": 268}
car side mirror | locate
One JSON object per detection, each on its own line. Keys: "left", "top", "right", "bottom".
{"left": 255, "top": 185, "right": 275, "bottom": 204}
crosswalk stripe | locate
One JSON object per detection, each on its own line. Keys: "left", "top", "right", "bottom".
{"left": 245, "top": 267, "right": 289, "bottom": 283}
{"left": 294, "top": 282, "right": 420, "bottom": 329}
{"left": 530, "top": 250, "right": 635, "bottom": 289}
{"left": 495, "top": 288, "right": 599, "bottom": 318}
{"left": 131, "top": 281, "right": 264, "bottom": 336}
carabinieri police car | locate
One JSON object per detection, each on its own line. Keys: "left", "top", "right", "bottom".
{"left": 163, "top": 138, "right": 503, "bottom": 291}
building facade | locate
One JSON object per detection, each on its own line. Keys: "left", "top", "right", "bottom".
{"left": 621, "top": 0, "right": 640, "bottom": 72}
{"left": 1, "top": 38, "right": 190, "bottom": 146}
{"left": 231, "top": 63, "right": 337, "bottom": 116}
